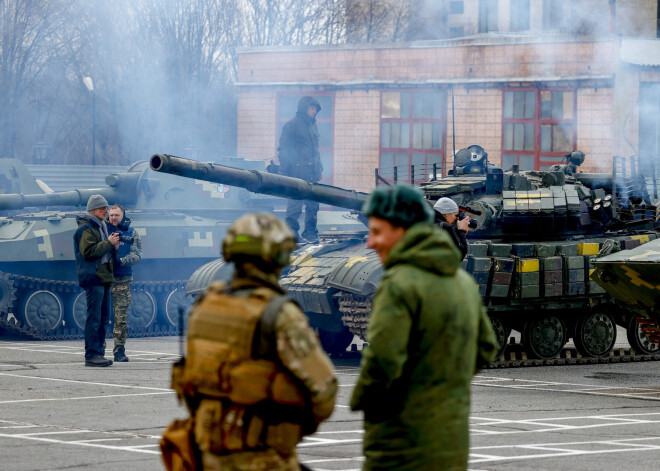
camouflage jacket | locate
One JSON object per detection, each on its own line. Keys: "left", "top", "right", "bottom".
{"left": 177, "top": 269, "right": 337, "bottom": 470}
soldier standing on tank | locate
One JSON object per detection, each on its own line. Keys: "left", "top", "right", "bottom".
{"left": 73, "top": 195, "right": 120, "bottom": 367}
{"left": 350, "top": 185, "right": 498, "bottom": 470}
{"left": 161, "top": 213, "right": 337, "bottom": 471}
{"left": 278, "top": 96, "right": 323, "bottom": 243}
{"left": 106, "top": 204, "right": 141, "bottom": 363}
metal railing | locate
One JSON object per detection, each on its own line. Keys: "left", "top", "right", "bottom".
{"left": 374, "top": 162, "right": 442, "bottom": 186}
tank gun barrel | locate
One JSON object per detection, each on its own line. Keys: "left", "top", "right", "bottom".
{"left": 0, "top": 172, "right": 140, "bottom": 211}
{"left": 150, "top": 154, "right": 369, "bottom": 212}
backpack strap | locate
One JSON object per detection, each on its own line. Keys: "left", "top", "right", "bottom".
{"left": 253, "top": 294, "right": 295, "bottom": 359}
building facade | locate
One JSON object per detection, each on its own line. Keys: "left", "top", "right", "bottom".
{"left": 236, "top": 3, "right": 660, "bottom": 192}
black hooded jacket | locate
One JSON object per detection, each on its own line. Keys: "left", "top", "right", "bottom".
{"left": 277, "top": 96, "right": 323, "bottom": 182}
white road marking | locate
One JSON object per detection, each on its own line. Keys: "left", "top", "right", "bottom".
{"left": 0, "top": 431, "right": 161, "bottom": 454}
{"left": 474, "top": 376, "right": 660, "bottom": 401}
{"left": 0, "top": 372, "right": 171, "bottom": 391}
{"left": 469, "top": 436, "right": 660, "bottom": 464}
{"left": 0, "top": 391, "right": 173, "bottom": 404}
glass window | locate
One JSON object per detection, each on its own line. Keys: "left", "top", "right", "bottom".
{"left": 380, "top": 90, "right": 444, "bottom": 182}
{"left": 382, "top": 92, "right": 401, "bottom": 118}
{"left": 502, "top": 154, "right": 518, "bottom": 170}
{"left": 450, "top": 1, "right": 464, "bottom": 14}
{"left": 519, "top": 154, "right": 535, "bottom": 170}
{"left": 318, "top": 122, "right": 332, "bottom": 148}
{"left": 510, "top": 0, "right": 530, "bottom": 32}
{"left": 502, "top": 87, "right": 575, "bottom": 170}
{"left": 479, "top": 0, "right": 499, "bottom": 33}
{"left": 381, "top": 123, "right": 391, "bottom": 147}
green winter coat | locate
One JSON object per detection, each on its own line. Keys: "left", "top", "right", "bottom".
{"left": 350, "top": 223, "right": 498, "bottom": 471}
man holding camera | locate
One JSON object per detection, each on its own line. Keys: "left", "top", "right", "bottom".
{"left": 433, "top": 197, "right": 471, "bottom": 260}
{"left": 74, "top": 195, "right": 119, "bottom": 367}
{"left": 107, "top": 204, "right": 142, "bottom": 362}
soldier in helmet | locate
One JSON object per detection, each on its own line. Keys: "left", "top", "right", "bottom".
{"left": 161, "top": 213, "right": 337, "bottom": 471}
{"left": 350, "top": 185, "right": 497, "bottom": 470}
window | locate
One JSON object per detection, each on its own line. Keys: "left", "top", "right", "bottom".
{"left": 479, "top": 0, "right": 499, "bottom": 33}
{"left": 450, "top": 1, "right": 464, "bottom": 14}
{"left": 510, "top": 0, "right": 530, "bottom": 32}
{"left": 380, "top": 90, "right": 445, "bottom": 183}
{"left": 543, "top": 0, "right": 565, "bottom": 31}
{"left": 277, "top": 93, "right": 334, "bottom": 183}
{"left": 449, "top": 27, "right": 464, "bottom": 38}
{"left": 502, "top": 88, "right": 576, "bottom": 170}
{"left": 639, "top": 82, "right": 660, "bottom": 166}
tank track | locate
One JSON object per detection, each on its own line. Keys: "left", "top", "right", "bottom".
{"left": 337, "top": 292, "right": 660, "bottom": 367}
{"left": 0, "top": 271, "right": 187, "bottom": 341}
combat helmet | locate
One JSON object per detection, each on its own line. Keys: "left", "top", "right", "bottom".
{"left": 222, "top": 213, "right": 296, "bottom": 268}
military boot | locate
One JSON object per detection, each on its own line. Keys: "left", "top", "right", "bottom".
{"left": 114, "top": 346, "right": 129, "bottom": 362}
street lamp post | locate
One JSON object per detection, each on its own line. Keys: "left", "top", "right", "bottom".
{"left": 83, "top": 76, "right": 95, "bottom": 166}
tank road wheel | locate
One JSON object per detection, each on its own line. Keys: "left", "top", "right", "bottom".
{"left": 489, "top": 315, "right": 510, "bottom": 358}
{"left": 164, "top": 287, "right": 194, "bottom": 330}
{"left": 72, "top": 292, "right": 87, "bottom": 331}
{"left": 318, "top": 329, "right": 355, "bottom": 357}
{"left": 574, "top": 311, "right": 617, "bottom": 358}
{"left": 23, "top": 290, "right": 63, "bottom": 332}
{"left": 127, "top": 289, "right": 156, "bottom": 330}
{"left": 523, "top": 315, "right": 567, "bottom": 359}
{"left": 627, "top": 316, "right": 660, "bottom": 355}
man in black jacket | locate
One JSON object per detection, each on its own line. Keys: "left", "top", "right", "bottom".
{"left": 73, "top": 195, "right": 120, "bottom": 367}
{"left": 434, "top": 197, "right": 470, "bottom": 260}
{"left": 278, "top": 96, "right": 323, "bottom": 243}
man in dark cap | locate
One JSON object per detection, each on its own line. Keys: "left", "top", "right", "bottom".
{"left": 350, "top": 184, "right": 497, "bottom": 470}
{"left": 278, "top": 96, "right": 323, "bottom": 243}
{"left": 73, "top": 194, "right": 119, "bottom": 367}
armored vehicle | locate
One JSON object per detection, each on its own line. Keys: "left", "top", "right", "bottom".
{"left": 150, "top": 150, "right": 660, "bottom": 359}
{"left": 591, "top": 238, "right": 660, "bottom": 354}
{"left": 0, "top": 159, "right": 280, "bottom": 340}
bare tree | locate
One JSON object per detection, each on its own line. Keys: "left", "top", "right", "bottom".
{"left": 346, "top": 0, "right": 414, "bottom": 43}
{"left": 0, "top": 0, "right": 81, "bottom": 160}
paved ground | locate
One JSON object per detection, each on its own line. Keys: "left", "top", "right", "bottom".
{"left": 1, "top": 336, "right": 659, "bottom": 471}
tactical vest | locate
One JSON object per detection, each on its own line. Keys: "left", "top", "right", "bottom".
{"left": 173, "top": 283, "right": 306, "bottom": 456}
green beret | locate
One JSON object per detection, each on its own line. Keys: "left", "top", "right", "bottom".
{"left": 362, "top": 184, "right": 433, "bottom": 228}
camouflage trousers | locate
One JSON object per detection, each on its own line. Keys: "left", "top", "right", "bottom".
{"left": 111, "top": 281, "right": 131, "bottom": 353}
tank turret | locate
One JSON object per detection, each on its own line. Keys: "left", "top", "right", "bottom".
{"left": 150, "top": 150, "right": 660, "bottom": 362}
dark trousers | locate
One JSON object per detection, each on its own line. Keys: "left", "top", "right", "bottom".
{"left": 84, "top": 284, "right": 112, "bottom": 360}
{"left": 285, "top": 199, "right": 319, "bottom": 240}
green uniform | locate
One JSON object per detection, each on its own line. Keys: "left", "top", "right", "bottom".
{"left": 350, "top": 223, "right": 498, "bottom": 470}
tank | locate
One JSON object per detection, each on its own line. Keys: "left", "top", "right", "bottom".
{"left": 0, "top": 159, "right": 282, "bottom": 340}
{"left": 150, "top": 150, "right": 660, "bottom": 359}
{"left": 590, "top": 238, "right": 660, "bottom": 354}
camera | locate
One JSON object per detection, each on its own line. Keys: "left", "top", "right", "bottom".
{"left": 113, "top": 233, "right": 134, "bottom": 245}
{"left": 458, "top": 212, "right": 478, "bottom": 229}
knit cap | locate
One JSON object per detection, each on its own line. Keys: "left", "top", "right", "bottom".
{"left": 86, "top": 194, "right": 109, "bottom": 211}
{"left": 362, "top": 184, "right": 433, "bottom": 228}
{"left": 433, "top": 197, "right": 459, "bottom": 215}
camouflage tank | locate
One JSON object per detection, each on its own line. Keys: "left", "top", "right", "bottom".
{"left": 0, "top": 158, "right": 281, "bottom": 340}
{"left": 150, "top": 149, "right": 660, "bottom": 359}
{"left": 591, "top": 238, "right": 660, "bottom": 354}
